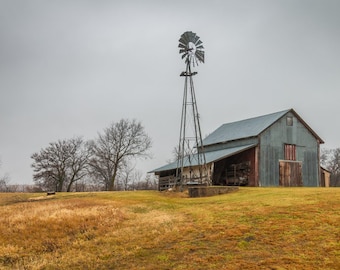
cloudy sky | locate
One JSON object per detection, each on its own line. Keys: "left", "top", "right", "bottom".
{"left": 1, "top": 0, "right": 340, "bottom": 185}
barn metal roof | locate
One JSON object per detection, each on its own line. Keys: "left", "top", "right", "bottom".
{"left": 202, "top": 108, "right": 324, "bottom": 146}
{"left": 202, "top": 109, "right": 290, "bottom": 146}
{"left": 150, "top": 144, "right": 256, "bottom": 173}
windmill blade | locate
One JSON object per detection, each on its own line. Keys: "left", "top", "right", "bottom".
{"left": 186, "top": 32, "right": 196, "bottom": 45}
{"left": 187, "top": 32, "right": 195, "bottom": 41}
{"left": 196, "top": 51, "right": 205, "bottom": 63}
{"left": 179, "top": 37, "right": 188, "bottom": 46}
{"left": 196, "top": 48, "right": 204, "bottom": 54}
{"left": 193, "top": 35, "right": 200, "bottom": 44}
{"left": 196, "top": 49, "right": 204, "bottom": 57}
{"left": 179, "top": 32, "right": 191, "bottom": 45}
{"left": 195, "top": 39, "right": 203, "bottom": 46}
{"left": 178, "top": 43, "right": 187, "bottom": 49}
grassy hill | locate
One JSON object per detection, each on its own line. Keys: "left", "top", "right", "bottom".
{"left": 0, "top": 188, "right": 339, "bottom": 269}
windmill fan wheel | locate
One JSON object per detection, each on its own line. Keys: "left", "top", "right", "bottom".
{"left": 178, "top": 31, "right": 205, "bottom": 67}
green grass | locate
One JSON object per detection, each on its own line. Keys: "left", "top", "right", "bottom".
{"left": 0, "top": 188, "right": 339, "bottom": 269}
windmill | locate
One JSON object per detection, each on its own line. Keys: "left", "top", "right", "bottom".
{"left": 176, "top": 31, "right": 210, "bottom": 190}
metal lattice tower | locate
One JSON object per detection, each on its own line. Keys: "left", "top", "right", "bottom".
{"left": 176, "top": 31, "right": 210, "bottom": 190}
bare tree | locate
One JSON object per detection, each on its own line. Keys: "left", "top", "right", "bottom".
{"left": 89, "top": 119, "right": 152, "bottom": 191}
{"left": 65, "top": 138, "right": 92, "bottom": 191}
{"left": 131, "top": 169, "right": 143, "bottom": 190}
{"left": 320, "top": 148, "right": 331, "bottom": 168}
{"left": 31, "top": 137, "right": 91, "bottom": 192}
{"left": 134, "top": 173, "right": 158, "bottom": 190}
{"left": 0, "top": 174, "right": 10, "bottom": 192}
{"left": 117, "top": 162, "right": 135, "bottom": 191}
{"left": 321, "top": 148, "right": 340, "bottom": 187}
{"left": 0, "top": 159, "right": 10, "bottom": 192}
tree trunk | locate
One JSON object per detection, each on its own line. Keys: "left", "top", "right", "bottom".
{"left": 109, "top": 166, "right": 118, "bottom": 191}
{"left": 56, "top": 180, "right": 63, "bottom": 192}
{"left": 66, "top": 181, "right": 73, "bottom": 192}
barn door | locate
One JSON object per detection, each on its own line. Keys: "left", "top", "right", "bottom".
{"left": 279, "top": 161, "right": 302, "bottom": 187}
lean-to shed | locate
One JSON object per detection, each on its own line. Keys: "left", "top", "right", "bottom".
{"left": 151, "top": 109, "right": 324, "bottom": 190}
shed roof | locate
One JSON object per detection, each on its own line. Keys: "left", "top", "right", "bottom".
{"left": 150, "top": 144, "right": 255, "bottom": 173}
{"left": 202, "top": 108, "right": 324, "bottom": 146}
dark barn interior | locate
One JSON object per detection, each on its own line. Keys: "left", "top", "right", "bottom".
{"left": 212, "top": 147, "right": 256, "bottom": 186}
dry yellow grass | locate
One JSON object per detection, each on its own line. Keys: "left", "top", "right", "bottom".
{"left": 0, "top": 188, "right": 339, "bottom": 269}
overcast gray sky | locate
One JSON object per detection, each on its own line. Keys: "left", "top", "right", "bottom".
{"left": 1, "top": 0, "right": 340, "bottom": 185}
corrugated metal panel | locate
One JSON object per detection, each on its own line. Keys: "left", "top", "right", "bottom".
{"left": 150, "top": 144, "right": 256, "bottom": 173}
{"left": 202, "top": 109, "right": 290, "bottom": 146}
{"left": 303, "top": 150, "right": 319, "bottom": 186}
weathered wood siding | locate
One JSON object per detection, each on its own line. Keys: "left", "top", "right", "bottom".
{"left": 279, "top": 161, "right": 303, "bottom": 186}
{"left": 181, "top": 163, "right": 212, "bottom": 184}
{"left": 259, "top": 112, "right": 320, "bottom": 186}
{"left": 320, "top": 168, "right": 331, "bottom": 187}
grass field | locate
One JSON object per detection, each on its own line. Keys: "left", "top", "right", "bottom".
{"left": 0, "top": 188, "right": 339, "bottom": 270}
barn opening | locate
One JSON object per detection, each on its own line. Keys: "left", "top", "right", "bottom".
{"left": 212, "top": 147, "right": 256, "bottom": 186}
